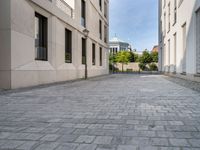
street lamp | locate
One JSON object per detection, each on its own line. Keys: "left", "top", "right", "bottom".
{"left": 83, "top": 29, "right": 89, "bottom": 79}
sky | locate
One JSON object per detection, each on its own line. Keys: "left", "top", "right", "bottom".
{"left": 109, "top": 0, "right": 158, "bottom": 51}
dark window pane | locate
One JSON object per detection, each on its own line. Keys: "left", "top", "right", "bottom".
{"left": 92, "top": 43, "right": 95, "bottom": 65}
{"left": 82, "top": 38, "right": 86, "bottom": 64}
{"left": 100, "top": 47, "right": 102, "bottom": 66}
{"left": 81, "top": 0, "right": 86, "bottom": 27}
{"left": 104, "top": 1, "right": 107, "bottom": 18}
{"left": 99, "top": 0, "right": 102, "bottom": 11}
{"left": 99, "top": 20, "right": 102, "bottom": 39}
{"left": 35, "top": 12, "right": 48, "bottom": 61}
{"left": 65, "top": 29, "right": 72, "bottom": 63}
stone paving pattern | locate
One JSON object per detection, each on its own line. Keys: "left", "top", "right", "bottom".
{"left": 0, "top": 74, "right": 200, "bottom": 150}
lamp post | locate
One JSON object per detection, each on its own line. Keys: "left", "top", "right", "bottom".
{"left": 83, "top": 29, "right": 89, "bottom": 79}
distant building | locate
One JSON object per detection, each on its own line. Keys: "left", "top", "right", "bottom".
{"left": 109, "top": 37, "right": 132, "bottom": 53}
{"left": 159, "top": 0, "right": 200, "bottom": 82}
{"left": 152, "top": 45, "right": 159, "bottom": 53}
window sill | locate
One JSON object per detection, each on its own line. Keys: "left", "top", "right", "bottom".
{"left": 194, "top": 74, "right": 200, "bottom": 77}
{"left": 181, "top": 72, "right": 186, "bottom": 76}
{"left": 35, "top": 59, "right": 48, "bottom": 62}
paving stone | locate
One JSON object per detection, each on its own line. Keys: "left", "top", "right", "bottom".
{"left": 117, "top": 145, "right": 137, "bottom": 150}
{"left": 173, "top": 131, "right": 193, "bottom": 138}
{"left": 0, "top": 132, "right": 11, "bottom": 139}
{"left": 103, "top": 124, "right": 119, "bottom": 129}
{"left": 75, "top": 124, "right": 90, "bottom": 129}
{"left": 156, "top": 131, "right": 174, "bottom": 138}
{"left": 40, "top": 134, "right": 60, "bottom": 142}
{"left": 88, "top": 124, "right": 103, "bottom": 129}
{"left": 17, "top": 141, "right": 37, "bottom": 150}
{"left": 168, "top": 121, "right": 184, "bottom": 126}
{"left": 122, "top": 130, "right": 139, "bottom": 137}
{"left": 188, "top": 139, "right": 200, "bottom": 147}
{"left": 57, "top": 134, "right": 78, "bottom": 143}
{"left": 128, "top": 137, "right": 150, "bottom": 146}
{"left": 75, "top": 135, "right": 95, "bottom": 143}
{"left": 94, "top": 136, "right": 113, "bottom": 145}
{"left": 169, "top": 138, "right": 191, "bottom": 147}
{"left": 150, "top": 138, "right": 169, "bottom": 146}
{"left": 0, "top": 140, "right": 24, "bottom": 149}
{"left": 76, "top": 144, "right": 97, "bottom": 150}
{"left": 34, "top": 142, "right": 59, "bottom": 150}
{"left": 126, "top": 120, "right": 139, "bottom": 125}
{"left": 55, "top": 143, "right": 78, "bottom": 150}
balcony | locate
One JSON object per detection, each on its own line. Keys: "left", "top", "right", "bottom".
{"left": 56, "top": 0, "right": 74, "bottom": 18}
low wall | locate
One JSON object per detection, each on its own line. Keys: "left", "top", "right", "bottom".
{"left": 115, "top": 63, "right": 140, "bottom": 71}
{"left": 114, "top": 63, "right": 158, "bottom": 72}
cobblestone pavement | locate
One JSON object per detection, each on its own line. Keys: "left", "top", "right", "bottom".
{"left": 0, "top": 74, "right": 200, "bottom": 150}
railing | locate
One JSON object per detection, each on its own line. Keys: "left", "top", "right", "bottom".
{"left": 56, "top": 0, "right": 74, "bottom": 18}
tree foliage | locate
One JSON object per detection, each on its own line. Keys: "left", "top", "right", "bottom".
{"left": 129, "top": 52, "right": 139, "bottom": 62}
{"left": 115, "top": 51, "right": 130, "bottom": 72}
{"left": 138, "top": 50, "right": 159, "bottom": 71}
{"left": 151, "top": 51, "right": 158, "bottom": 62}
{"left": 139, "top": 51, "right": 152, "bottom": 64}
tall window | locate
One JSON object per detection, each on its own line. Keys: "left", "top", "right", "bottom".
{"left": 92, "top": 43, "right": 96, "bottom": 65}
{"left": 164, "top": 13, "right": 166, "bottom": 36}
{"left": 99, "top": 0, "right": 102, "bottom": 11}
{"left": 104, "top": 25, "right": 107, "bottom": 43}
{"left": 196, "top": 9, "right": 200, "bottom": 74}
{"left": 164, "top": 44, "right": 166, "bottom": 71}
{"left": 35, "top": 13, "right": 48, "bottom": 61}
{"left": 81, "top": 0, "right": 86, "bottom": 27}
{"left": 182, "top": 23, "right": 186, "bottom": 73}
{"left": 99, "top": 47, "right": 102, "bottom": 66}
{"left": 82, "top": 38, "right": 86, "bottom": 65}
{"left": 173, "top": 33, "right": 177, "bottom": 71}
{"left": 99, "top": 20, "right": 102, "bottom": 40}
{"left": 104, "top": 1, "right": 107, "bottom": 18}
{"left": 168, "top": 39, "right": 170, "bottom": 68}
{"left": 174, "top": 0, "right": 177, "bottom": 24}
{"left": 168, "top": 3, "right": 171, "bottom": 32}
{"left": 65, "top": 29, "right": 72, "bottom": 63}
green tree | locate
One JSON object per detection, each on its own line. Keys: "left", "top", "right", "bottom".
{"left": 138, "top": 50, "right": 153, "bottom": 71}
{"left": 139, "top": 51, "right": 152, "bottom": 64}
{"left": 115, "top": 51, "right": 130, "bottom": 72}
{"left": 129, "top": 52, "right": 139, "bottom": 62}
{"left": 151, "top": 51, "right": 158, "bottom": 62}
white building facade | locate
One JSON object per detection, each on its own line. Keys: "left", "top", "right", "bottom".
{"left": 0, "top": 0, "right": 109, "bottom": 89}
{"left": 109, "top": 37, "right": 131, "bottom": 54}
{"left": 159, "top": 0, "right": 200, "bottom": 82}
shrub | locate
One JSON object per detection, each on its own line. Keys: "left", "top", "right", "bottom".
{"left": 139, "top": 63, "right": 147, "bottom": 71}
{"left": 149, "top": 63, "right": 158, "bottom": 71}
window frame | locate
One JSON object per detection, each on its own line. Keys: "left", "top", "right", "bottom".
{"left": 99, "top": 20, "right": 102, "bottom": 40}
{"left": 35, "top": 12, "right": 48, "bottom": 61}
{"left": 65, "top": 28, "right": 72, "bottom": 63}
{"left": 99, "top": 47, "right": 102, "bottom": 66}
{"left": 81, "top": 0, "right": 86, "bottom": 27}
{"left": 92, "top": 43, "right": 96, "bottom": 65}
{"left": 82, "top": 38, "right": 86, "bottom": 65}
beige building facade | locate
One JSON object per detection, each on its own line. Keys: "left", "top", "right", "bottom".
{"left": 159, "top": 0, "right": 200, "bottom": 82}
{"left": 0, "top": 0, "right": 109, "bottom": 89}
